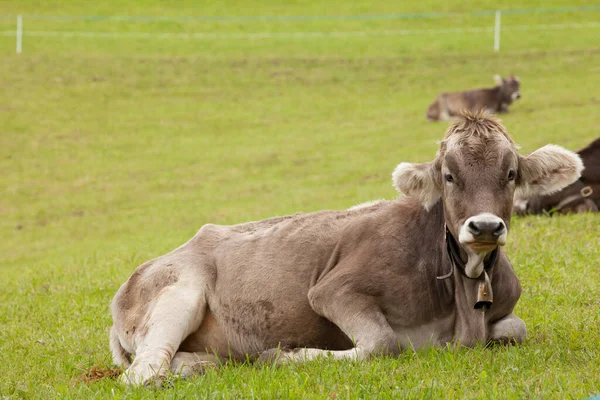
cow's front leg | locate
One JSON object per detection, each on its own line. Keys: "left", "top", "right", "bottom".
{"left": 310, "top": 290, "right": 399, "bottom": 356}
{"left": 260, "top": 284, "right": 398, "bottom": 365}
{"left": 488, "top": 313, "right": 526, "bottom": 345}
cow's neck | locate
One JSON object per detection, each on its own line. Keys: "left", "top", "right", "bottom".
{"left": 413, "top": 201, "right": 494, "bottom": 343}
{"left": 452, "top": 272, "right": 487, "bottom": 345}
{"left": 449, "top": 235, "right": 489, "bottom": 343}
{"left": 433, "top": 204, "right": 494, "bottom": 345}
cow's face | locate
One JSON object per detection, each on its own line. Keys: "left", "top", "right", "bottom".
{"left": 495, "top": 75, "right": 521, "bottom": 104}
{"left": 439, "top": 129, "right": 516, "bottom": 261}
{"left": 393, "top": 112, "right": 583, "bottom": 278}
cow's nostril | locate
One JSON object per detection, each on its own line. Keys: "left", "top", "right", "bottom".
{"left": 468, "top": 221, "right": 481, "bottom": 237}
{"left": 493, "top": 222, "right": 505, "bottom": 237}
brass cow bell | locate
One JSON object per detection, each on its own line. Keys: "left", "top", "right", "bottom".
{"left": 474, "top": 271, "right": 493, "bottom": 311}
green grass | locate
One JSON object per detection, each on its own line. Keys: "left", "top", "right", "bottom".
{"left": 1, "top": 1, "right": 599, "bottom": 398}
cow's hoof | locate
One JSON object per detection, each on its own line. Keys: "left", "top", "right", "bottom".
{"left": 486, "top": 336, "right": 522, "bottom": 347}
{"left": 170, "top": 355, "right": 218, "bottom": 377}
{"left": 257, "top": 348, "right": 292, "bottom": 366}
{"left": 119, "top": 362, "right": 165, "bottom": 387}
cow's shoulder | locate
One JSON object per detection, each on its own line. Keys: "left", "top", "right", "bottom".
{"left": 332, "top": 198, "right": 432, "bottom": 257}
{"left": 311, "top": 199, "right": 444, "bottom": 296}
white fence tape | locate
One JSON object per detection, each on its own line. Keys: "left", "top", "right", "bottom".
{"left": 2, "top": 6, "right": 600, "bottom": 22}
{"left": 1, "top": 22, "right": 599, "bottom": 41}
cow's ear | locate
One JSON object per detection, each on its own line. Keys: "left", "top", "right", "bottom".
{"left": 494, "top": 75, "right": 504, "bottom": 86}
{"left": 516, "top": 144, "right": 583, "bottom": 198}
{"left": 392, "top": 161, "right": 441, "bottom": 210}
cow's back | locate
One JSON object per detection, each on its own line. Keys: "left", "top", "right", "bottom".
{"left": 445, "top": 88, "right": 500, "bottom": 116}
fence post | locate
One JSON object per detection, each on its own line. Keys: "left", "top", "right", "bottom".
{"left": 16, "top": 15, "right": 23, "bottom": 54}
{"left": 494, "top": 10, "right": 501, "bottom": 52}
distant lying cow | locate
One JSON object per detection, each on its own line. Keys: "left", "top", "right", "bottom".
{"left": 110, "top": 112, "right": 581, "bottom": 386}
{"left": 514, "top": 137, "right": 600, "bottom": 215}
{"left": 427, "top": 76, "right": 521, "bottom": 121}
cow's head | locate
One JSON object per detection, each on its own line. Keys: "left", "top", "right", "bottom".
{"left": 393, "top": 112, "right": 582, "bottom": 278}
{"left": 494, "top": 75, "right": 521, "bottom": 104}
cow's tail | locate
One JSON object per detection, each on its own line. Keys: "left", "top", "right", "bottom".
{"left": 110, "top": 325, "right": 132, "bottom": 368}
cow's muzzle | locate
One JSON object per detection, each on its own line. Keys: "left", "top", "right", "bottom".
{"left": 474, "top": 271, "right": 493, "bottom": 311}
{"left": 459, "top": 213, "right": 507, "bottom": 250}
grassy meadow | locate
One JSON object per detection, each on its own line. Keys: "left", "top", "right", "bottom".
{"left": 1, "top": 0, "right": 599, "bottom": 398}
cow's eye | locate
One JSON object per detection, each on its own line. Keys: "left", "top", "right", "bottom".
{"left": 507, "top": 169, "right": 516, "bottom": 182}
{"left": 445, "top": 173, "right": 454, "bottom": 183}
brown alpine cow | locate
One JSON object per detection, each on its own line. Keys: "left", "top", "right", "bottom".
{"left": 427, "top": 75, "right": 521, "bottom": 121}
{"left": 110, "top": 112, "right": 581, "bottom": 386}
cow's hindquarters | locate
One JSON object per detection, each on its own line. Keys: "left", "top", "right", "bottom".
{"left": 116, "top": 284, "right": 206, "bottom": 385}
{"left": 111, "top": 255, "right": 210, "bottom": 386}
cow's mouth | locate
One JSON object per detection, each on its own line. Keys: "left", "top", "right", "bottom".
{"left": 443, "top": 227, "right": 499, "bottom": 276}
{"left": 465, "top": 242, "right": 499, "bottom": 252}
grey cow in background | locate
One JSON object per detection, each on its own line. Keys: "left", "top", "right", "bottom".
{"left": 110, "top": 112, "right": 581, "bottom": 386}
{"left": 427, "top": 76, "right": 521, "bottom": 121}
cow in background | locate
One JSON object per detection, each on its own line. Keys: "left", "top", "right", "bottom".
{"left": 514, "top": 137, "right": 600, "bottom": 215}
{"left": 427, "top": 76, "right": 521, "bottom": 121}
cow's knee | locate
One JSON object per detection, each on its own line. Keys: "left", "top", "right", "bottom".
{"left": 489, "top": 313, "right": 526, "bottom": 345}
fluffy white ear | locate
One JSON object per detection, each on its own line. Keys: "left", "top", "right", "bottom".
{"left": 494, "top": 75, "right": 504, "bottom": 86}
{"left": 516, "top": 144, "right": 584, "bottom": 198}
{"left": 392, "top": 162, "right": 441, "bottom": 210}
